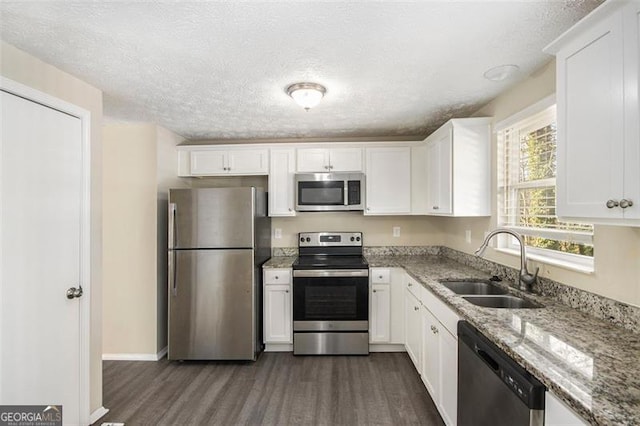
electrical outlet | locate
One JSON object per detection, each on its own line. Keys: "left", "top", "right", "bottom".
{"left": 274, "top": 228, "right": 282, "bottom": 239}
{"left": 393, "top": 226, "right": 401, "bottom": 237}
{"left": 465, "top": 230, "right": 471, "bottom": 244}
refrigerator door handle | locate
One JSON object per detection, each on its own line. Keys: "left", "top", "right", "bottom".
{"left": 169, "top": 203, "right": 178, "bottom": 296}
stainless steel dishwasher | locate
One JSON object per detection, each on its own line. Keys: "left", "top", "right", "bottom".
{"left": 458, "top": 321, "right": 546, "bottom": 426}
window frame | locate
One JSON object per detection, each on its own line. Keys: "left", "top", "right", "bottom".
{"left": 495, "top": 95, "right": 594, "bottom": 272}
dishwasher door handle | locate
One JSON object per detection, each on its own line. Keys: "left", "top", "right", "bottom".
{"left": 475, "top": 344, "right": 500, "bottom": 372}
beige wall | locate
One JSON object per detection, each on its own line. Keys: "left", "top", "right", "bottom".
{"left": 103, "top": 123, "right": 158, "bottom": 355}
{"left": 0, "top": 41, "right": 104, "bottom": 412}
{"left": 441, "top": 60, "right": 640, "bottom": 308}
{"left": 273, "top": 214, "right": 446, "bottom": 247}
{"left": 103, "top": 123, "right": 186, "bottom": 356}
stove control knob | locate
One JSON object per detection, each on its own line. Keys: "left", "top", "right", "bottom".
{"left": 350, "top": 237, "right": 355, "bottom": 241}
{"left": 356, "top": 237, "right": 361, "bottom": 242}
{"left": 306, "top": 237, "right": 311, "bottom": 242}
{"left": 300, "top": 237, "right": 304, "bottom": 242}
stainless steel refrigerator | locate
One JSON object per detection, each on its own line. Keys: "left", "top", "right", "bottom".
{"left": 167, "top": 187, "right": 271, "bottom": 361}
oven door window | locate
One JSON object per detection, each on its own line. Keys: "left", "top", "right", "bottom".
{"left": 298, "top": 181, "right": 344, "bottom": 206}
{"left": 293, "top": 277, "right": 368, "bottom": 321}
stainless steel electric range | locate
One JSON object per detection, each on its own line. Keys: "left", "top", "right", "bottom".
{"left": 292, "top": 232, "right": 369, "bottom": 355}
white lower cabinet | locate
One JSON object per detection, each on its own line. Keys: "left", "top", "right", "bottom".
{"left": 370, "top": 268, "right": 405, "bottom": 345}
{"left": 371, "top": 284, "right": 391, "bottom": 342}
{"left": 263, "top": 269, "right": 292, "bottom": 345}
{"left": 402, "top": 275, "right": 460, "bottom": 426}
{"left": 404, "top": 287, "right": 422, "bottom": 368}
{"left": 545, "top": 392, "right": 588, "bottom": 426}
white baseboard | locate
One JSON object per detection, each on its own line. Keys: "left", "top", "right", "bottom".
{"left": 369, "top": 344, "right": 407, "bottom": 352}
{"left": 89, "top": 406, "right": 109, "bottom": 424}
{"left": 103, "top": 346, "right": 168, "bottom": 361}
{"left": 265, "top": 343, "right": 293, "bottom": 352}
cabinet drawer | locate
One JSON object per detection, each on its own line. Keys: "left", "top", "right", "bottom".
{"left": 371, "top": 268, "right": 391, "bottom": 284}
{"left": 406, "top": 276, "right": 421, "bottom": 298}
{"left": 421, "top": 287, "right": 460, "bottom": 336}
{"left": 264, "top": 269, "right": 291, "bottom": 284}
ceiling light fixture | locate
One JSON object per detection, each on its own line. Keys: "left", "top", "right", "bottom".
{"left": 286, "top": 82, "right": 326, "bottom": 111}
{"left": 483, "top": 64, "right": 520, "bottom": 82}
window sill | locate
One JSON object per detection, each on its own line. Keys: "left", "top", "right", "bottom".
{"left": 494, "top": 248, "right": 594, "bottom": 275}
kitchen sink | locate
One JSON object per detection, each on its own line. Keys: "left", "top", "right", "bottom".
{"left": 462, "top": 295, "right": 543, "bottom": 309}
{"left": 440, "top": 280, "right": 508, "bottom": 295}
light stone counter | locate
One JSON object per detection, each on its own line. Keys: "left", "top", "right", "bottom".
{"left": 367, "top": 254, "right": 640, "bottom": 426}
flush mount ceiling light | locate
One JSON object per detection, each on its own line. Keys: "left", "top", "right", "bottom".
{"left": 286, "top": 82, "right": 326, "bottom": 111}
{"left": 483, "top": 64, "right": 520, "bottom": 82}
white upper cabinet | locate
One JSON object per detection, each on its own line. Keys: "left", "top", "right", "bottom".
{"left": 424, "top": 118, "right": 491, "bottom": 216}
{"left": 296, "top": 147, "right": 363, "bottom": 172}
{"left": 180, "top": 147, "right": 269, "bottom": 176}
{"left": 268, "top": 148, "right": 296, "bottom": 217}
{"left": 365, "top": 146, "right": 411, "bottom": 215}
{"left": 545, "top": 2, "right": 640, "bottom": 224}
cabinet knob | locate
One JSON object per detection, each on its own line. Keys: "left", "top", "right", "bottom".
{"left": 288, "top": 208, "right": 292, "bottom": 212}
{"left": 373, "top": 289, "right": 377, "bottom": 293}
{"left": 414, "top": 306, "right": 419, "bottom": 311}
{"left": 275, "top": 276, "right": 279, "bottom": 280}
{"left": 620, "top": 199, "right": 634, "bottom": 209}
{"left": 285, "top": 289, "right": 289, "bottom": 293}
{"left": 366, "top": 207, "right": 370, "bottom": 211}
{"left": 408, "top": 282, "right": 413, "bottom": 287}
{"left": 433, "top": 206, "right": 439, "bottom": 210}
{"left": 378, "top": 275, "right": 383, "bottom": 279}
{"left": 431, "top": 325, "right": 438, "bottom": 334}
{"left": 606, "top": 199, "right": 619, "bottom": 208}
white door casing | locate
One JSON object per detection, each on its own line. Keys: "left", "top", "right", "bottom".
{"left": 0, "top": 77, "right": 91, "bottom": 426}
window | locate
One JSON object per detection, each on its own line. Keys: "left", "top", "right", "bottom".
{"left": 497, "top": 97, "right": 593, "bottom": 269}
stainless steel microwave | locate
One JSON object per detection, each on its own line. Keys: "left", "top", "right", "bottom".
{"left": 295, "top": 172, "right": 365, "bottom": 212}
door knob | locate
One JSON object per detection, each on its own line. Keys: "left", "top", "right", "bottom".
{"left": 66, "top": 286, "right": 83, "bottom": 299}
{"left": 620, "top": 199, "right": 634, "bottom": 209}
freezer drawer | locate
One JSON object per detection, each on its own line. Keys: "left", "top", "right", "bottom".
{"left": 168, "top": 249, "right": 256, "bottom": 360}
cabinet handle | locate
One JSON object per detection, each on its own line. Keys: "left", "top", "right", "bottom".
{"left": 606, "top": 199, "right": 619, "bottom": 208}
{"left": 620, "top": 199, "right": 634, "bottom": 209}
{"left": 414, "top": 306, "right": 419, "bottom": 311}
{"left": 433, "top": 206, "right": 439, "bottom": 210}
{"left": 431, "top": 325, "right": 439, "bottom": 334}
{"left": 408, "top": 282, "right": 413, "bottom": 287}
{"left": 288, "top": 208, "right": 292, "bottom": 212}
{"left": 366, "top": 207, "right": 370, "bottom": 211}
{"left": 324, "top": 165, "right": 329, "bottom": 170}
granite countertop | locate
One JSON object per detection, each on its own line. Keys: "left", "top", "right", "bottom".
{"left": 263, "top": 255, "right": 640, "bottom": 425}
{"left": 263, "top": 256, "right": 296, "bottom": 268}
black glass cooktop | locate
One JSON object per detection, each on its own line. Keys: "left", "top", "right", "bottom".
{"left": 293, "top": 255, "right": 369, "bottom": 270}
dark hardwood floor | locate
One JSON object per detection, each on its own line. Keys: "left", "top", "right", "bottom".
{"left": 99, "top": 352, "right": 445, "bottom": 426}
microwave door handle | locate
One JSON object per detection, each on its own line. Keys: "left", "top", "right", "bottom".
{"left": 344, "top": 182, "right": 348, "bottom": 206}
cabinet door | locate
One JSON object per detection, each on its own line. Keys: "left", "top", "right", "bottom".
{"left": 190, "top": 150, "right": 227, "bottom": 175}
{"left": 420, "top": 307, "right": 440, "bottom": 400}
{"left": 264, "top": 284, "right": 292, "bottom": 343}
{"left": 439, "top": 329, "right": 458, "bottom": 426}
{"left": 227, "top": 149, "right": 268, "bottom": 175}
{"left": 365, "top": 147, "right": 411, "bottom": 215}
{"left": 404, "top": 289, "right": 422, "bottom": 369}
{"left": 296, "top": 148, "right": 329, "bottom": 172}
{"left": 328, "top": 147, "right": 363, "bottom": 171}
{"left": 370, "top": 284, "right": 391, "bottom": 343}
{"left": 269, "top": 149, "right": 296, "bottom": 216}
{"left": 426, "top": 132, "right": 452, "bottom": 214}
{"left": 556, "top": 11, "right": 625, "bottom": 219}
{"left": 545, "top": 391, "right": 588, "bottom": 426}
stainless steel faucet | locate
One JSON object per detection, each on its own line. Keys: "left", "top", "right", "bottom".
{"left": 475, "top": 228, "right": 539, "bottom": 292}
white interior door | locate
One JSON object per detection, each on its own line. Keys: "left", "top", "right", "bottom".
{"left": 1, "top": 90, "right": 84, "bottom": 425}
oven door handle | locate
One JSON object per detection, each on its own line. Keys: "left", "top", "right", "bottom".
{"left": 293, "top": 269, "right": 369, "bottom": 278}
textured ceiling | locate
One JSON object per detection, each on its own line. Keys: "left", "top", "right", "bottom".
{"left": 0, "top": 1, "right": 602, "bottom": 141}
